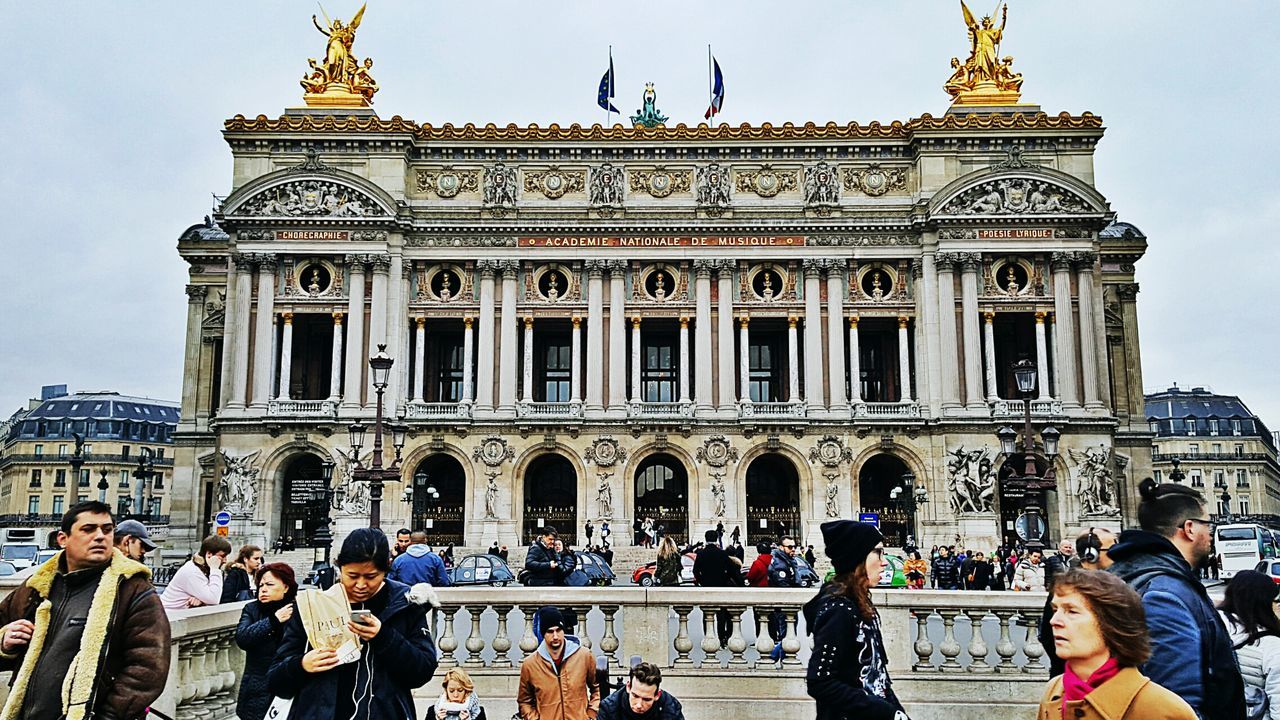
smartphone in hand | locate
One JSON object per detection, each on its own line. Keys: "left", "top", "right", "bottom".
{"left": 350, "top": 609, "right": 374, "bottom": 625}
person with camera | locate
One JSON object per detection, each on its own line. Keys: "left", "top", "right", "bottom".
{"left": 524, "top": 528, "right": 563, "bottom": 587}
{"left": 597, "top": 662, "right": 685, "bottom": 720}
{"left": 268, "top": 528, "right": 440, "bottom": 720}
{"left": 425, "top": 668, "right": 488, "bottom": 720}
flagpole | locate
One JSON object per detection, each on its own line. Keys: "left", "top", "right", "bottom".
{"left": 606, "top": 45, "right": 612, "bottom": 130}
{"left": 706, "top": 44, "right": 713, "bottom": 124}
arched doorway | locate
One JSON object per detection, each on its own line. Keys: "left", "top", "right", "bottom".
{"left": 745, "top": 454, "right": 801, "bottom": 545}
{"left": 410, "top": 454, "right": 466, "bottom": 546}
{"left": 280, "top": 454, "right": 329, "bottom": 546}
{"left": 524, "top": 454, "right": 577, "bottom": 545}
{"left": 633, "top": 454, "right": 689, "bottom": 545}
{"left": 858, "top": 454, "right": 913, "bottom": 547}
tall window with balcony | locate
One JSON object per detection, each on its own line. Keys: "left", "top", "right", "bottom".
{"left": 747, "top": 329, "right": 786, "bottom": 402}
{"left": 29, "top": 470, "right": 40, "bottom": 488}
{"left": 642, "top": 330, "right": 678, "bottom": 402}
{"left": 52, "top": 496, "right": 63, "bottom": 515}
{"left": 27, "top": 496, "right": 39, "bottom": 515}
{"left": 1236, "top": 469, "right": 1249, "bottom": 487}
{"left": 282, "top": 314, "right": 335, "bottom": 400}
{"left": 533, "top": 327, "right": 572, "bottom": 402}
{"left": 423, "top": 330, "right": 465, "bottom": 402}
{"left": 991, "top": 313, "right": 1038, "bottom": 399}
{"left": 54, "top": 469, "right": 66, "bottom": 488}
{"left": 857, "top": 318, "right": 904, "bottom": 402}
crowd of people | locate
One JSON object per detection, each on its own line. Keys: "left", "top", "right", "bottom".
{"left": 1, "top": 475, "right": 1279, "bottom": 719}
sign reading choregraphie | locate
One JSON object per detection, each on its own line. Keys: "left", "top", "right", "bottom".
{"left": 519, "top": 235, "right": 806, "bottom": 248}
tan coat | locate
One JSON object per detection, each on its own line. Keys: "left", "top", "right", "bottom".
{"left": 518, "top": 639, "right": 600, "bottom": 720}
{"left": 1037, "top": 667, "right": 1197, "bottom": 720}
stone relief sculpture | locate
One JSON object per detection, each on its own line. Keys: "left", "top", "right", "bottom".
{"left": 588, "top": 163, "right": 624, "bottom": 207}
{"left": 473, "top": 436, "right": 516, "bottom": 467}
{"left": 803, "top": 161, "right": 841, "bottom": 209}
{"left": 696, "top": 435, "right": 739, "bottom": 468}
{"left": 334, "top": 452, "right": 371, "bottom": 516}
{"left": 824, "top": 473, "right": 841, "bottom": 518}
{"left": 696, "top": 163, "right": 731, "bottom": 211}
{"left": 236, "top": 180, "right": 382, "bottom": 217}
{"left": 941, "top": 178, "right": 1089, "bottom": 215}
{"left": 809, "top": 435, "right": 853, "bottom": 467}
{"left": 584, "top": 436, "right": 627, "bottom": 468}
{"left": 483, "top": 163, "right": 518, "bottom": 209}
{"left": 218, "top": 450, "right": 260, "bottom": 516}
{"left": 945, "top": 446, "right": 996, "bottom": 514}
{"left": 710, "top": 473, "right": 727, "bottom": 518}
{"left": 484, "top": 472, "right": 500, "bottom": 520}
{"left": 1070, "top": 445, "right": 1120, "bottom": 517}
{"left": 596, "top": 472, "right": 615, "bottom": 519}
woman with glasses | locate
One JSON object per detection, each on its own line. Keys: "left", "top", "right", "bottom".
{"left": 1217, "top": 570, "right": 1280, "bottom": 719}
{"left": 805, "top": 520, "right": 908, "bottom": 720}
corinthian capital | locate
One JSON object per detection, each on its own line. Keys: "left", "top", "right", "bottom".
{"left": 605, "top": 259, "right": 628, "bottom": 276}
{"left": 713, "top": 259, "right": 736, "bottom": 275}
{"left": 933, "top": 252, "right": 961, "bottom": 270}
{"left": 1073, "top": 250, "right": 1098, "bottom": 268}
{"left": 584, "top": 259, "right": 608, "bottom": 276}
{"left": 1050, "top": 251, "right": 1074, "bottom": 273}
{"left": 823, "top": 258, "right": 847, "bottom": 274}
{"left": 802, "top": 258, "right": 825, "bottom": 277}
{"left": 369, "top": 254, "right": 393, "bottom": 272}
{"left": 1116, "top": 282, "right": 1140, "bottom": 300}
{"left": 955, "top": 252, "right": 981, "bottom": 273}
{"left": 497, "top": 259, "right": 521, "bottom": 278}
{"left": 476, "top": 259, "right": 500, "bottom": 277}
{"left": 691, "top": 259, "right": 717, "bottom": 277}
{"left": 232, "top": 252, "right": 255, "bottom": 272}
{"left": 186, "top": 284, "right": 208, "bottom": 302}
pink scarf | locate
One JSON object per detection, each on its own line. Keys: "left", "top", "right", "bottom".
{"left": 1061, "top": 657, "right": 1121, "bottom": 718}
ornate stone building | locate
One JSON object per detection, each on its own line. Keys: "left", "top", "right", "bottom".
{"left": 171, "top": 13, "right": 1154, "bottom": 552}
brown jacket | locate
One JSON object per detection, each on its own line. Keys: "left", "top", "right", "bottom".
{"left": 518, "top": 639, "right": 600, "bottom": 720}
{"left": 1037, "top": 667, "right": 1197, "bottom": 720}
{"left": 0, "top": 549, "right": 171, "bottom": 720}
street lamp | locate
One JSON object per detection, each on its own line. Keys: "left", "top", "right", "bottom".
{"left": 312, "top": 460, "right": 338, "bottom": 566}
{"left": 1168, "top": 456, "right": 1186, "bottom": 484}
{"left": 1220, "top": 487, "right": 1234, "bottom": 524}
{"left": 996, "top": 359, "right": 1060, "bottom": 554}
{"left": 97, "top": 469, "right": 110, "bottom": 504}
{"left": 345, "top": 345, "right": 407, "bottom": 529}
{"left": 131, "top": 448, "right": 157, "bottom": 519}
{"left": 888, "top": 471, "right": 928, "bottom": 549}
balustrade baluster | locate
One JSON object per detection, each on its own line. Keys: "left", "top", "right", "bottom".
{"left": 912, "top": 608, "right": 936, "bottom": 671}
{"left": 491, "top": 604, "right": 514, "bottom": 668}
{"left": 177, "top": 639, "right": 197, "bottom": 708}
{"left": 780, "top": 608, "right": 802, "bottom": 667}
{"left": 993, "top": 610, "right": 1019, "bottom": 674}
{"left": 465, "top": 606, "right": 487, "bottom": 667}
{"left": 1021, "top": 610, "right": 1046, "bottom": 674}
{"left": 754, "top": 607, "right": 774, "bottom": 666}
{"left": 938, "top": 609, "right": 963, "bottom": 672}
{"left": 214, "top": 635, "right": 237, "bottom": 714}
{"left": 699, "top": 605, "right": 721, "bottom": 667}
{"left": 438, "top": 606, "right": 460, "bottom": 667}
{"left": 190, "top": 638, "right": 214, "bottom": 718}
{"left": 573, "top": 606, "right": 593, "bottom": 650}
{"left": 673, "top": 605, "right": 694, "bottom": 667}
{"left": 965, "top": 609, "right": 991, "bottom": 673}
{"left": 726, "top": 605, "right": 748, "bottom": 666}
{"left": 599, "top": 605, "right": 621, "bottom": 668}
{"left": 519, "top": 606, "right": 539, "bottom": 659}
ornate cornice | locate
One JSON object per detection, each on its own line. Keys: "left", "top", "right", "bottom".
{"left": 224, "top": 112, "right": 1104, "bottom": 140}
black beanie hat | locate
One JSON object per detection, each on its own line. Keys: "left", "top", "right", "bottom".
{"left": 822, "top": 520, "right": 884, "bottom": 575}
{"left": 537, "top": 605, "right": 565, "bottom": 635}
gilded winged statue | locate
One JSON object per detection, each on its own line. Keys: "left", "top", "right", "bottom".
{"left": 945, "top": 1, "right": 1023, "bottom": 103}
{"left": 301, "top": 3, "right": 378, "bottom": 105}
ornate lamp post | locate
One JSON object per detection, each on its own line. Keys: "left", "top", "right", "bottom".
{"left": 1168, "top": 456, "right": 1186, "bottom": 484}
{"left": 345, "top": 345, "right": 408, "bottom": 530}
{"left": 889, "top": 471, "right": 929, "bottom": 548}
{"left": 996, "top": 359, "right": 1060, "bottom": 554}
{"left": 97, "top": 469, "right": 110, "bottom": 505}
{"left": 312, "top": 460, "right": 339, "bottom": 566}
{"left": 1219, "top": 486, "right": 1234, "bottom": 525}
{"left": 67, "top": 434, "right": 86, "bottom": 516}
{"left": 130, "top": 448, "right": 157, "bottom": 519}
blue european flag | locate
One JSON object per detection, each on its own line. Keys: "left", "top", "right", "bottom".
{"left": 597, "top": 55, "right": 619, "bottom": 114}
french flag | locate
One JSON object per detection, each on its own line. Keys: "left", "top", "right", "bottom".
{"left": 704, "top": 57, "right": 725, "bottom": 120}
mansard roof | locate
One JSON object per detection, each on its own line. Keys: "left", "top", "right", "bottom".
{"left": 1145, "top": 387, "right": 1258, "bottom": 421}
{"left": 1101, "top": 221, "right": 1146, "bottom": 240}
{"left": 24, "top": 392, "right": 180, "bottom": 425}
{"left": 178, "top": 216, "right": 229, "bottom": 244}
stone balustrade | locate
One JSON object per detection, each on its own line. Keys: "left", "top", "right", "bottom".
{"left": 0, "top": 583, "right": 1050, "bottom": 720}
{"left": 266, "top": 399, "right": 337, "bottom": 417}
{"left": 855, "top": 401, "right": 923, "bottom": 418}
{"left": 405, "top": 400, "right": 474, "bottom": 420}
{"left": 738, "top": 400, "right": 807, "bottom": 420}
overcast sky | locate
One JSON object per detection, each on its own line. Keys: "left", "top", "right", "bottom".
{"left": 2, "top": 2, "right": 1277, "bottom": 429}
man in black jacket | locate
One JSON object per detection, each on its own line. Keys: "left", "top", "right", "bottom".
{"left": 931, "top": 545, "right": 960, "bottom": 590}
{"left": 692, "top": 529, "right": 737, "bottom": 645}
{"left": 523, "top": 528, "right": 563, "bottom": 587}
{"left": 597, "top": 662, "right": 685, "bottom": 720}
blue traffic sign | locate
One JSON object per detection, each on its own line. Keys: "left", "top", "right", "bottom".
{"left": 858, "top": 512, "right": 880, "bottom": 528}
{"left": 214, "top": 511, "right": 232, "bottom": 527}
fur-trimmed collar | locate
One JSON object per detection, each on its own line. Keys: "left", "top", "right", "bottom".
{"left": 26, "top": 548, "right": 150, "bottom": 597}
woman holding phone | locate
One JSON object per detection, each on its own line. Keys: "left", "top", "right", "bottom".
{"left": 268, "top": 528, "right": 440, "bottom": 720}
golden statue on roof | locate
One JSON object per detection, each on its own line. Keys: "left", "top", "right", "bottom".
{"left": 945, "top": 1, "right": 1025, "bottom": 106}
{"left": 301, "top": 3, "right": 378, "bottom": 108}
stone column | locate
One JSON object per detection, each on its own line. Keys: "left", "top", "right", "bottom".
{"left": 475, "top": 261, "right": 497, "bottom": 412}
{"left": 716, "top": 261, "right": 736, "bottom": 414}
{"left": 521, "top": 316, "right": 535, "bottom": 404}
{"left": 848, "top": 316, "right": 862, "bottom": 404}
{"left": 342, "top": 256, "right": 368, "bottom": 410}
{"left": 607, "top": 260, "right": 628, "bottom": 415}
{"left": 367, "top": 255, "right": 391, "bottom": 402}
{"left": 1050, "top": 252, "right": 1080, "bottom": 408}
{"left": 630, "top": 316, "right": 642, "bottom": 402}
{"left": 329, "top": 312, "right": 344, "bottom": 401}
{"left": 825, "top": 260, "right": 848, "bottom": 412}
{"left": 802, "top": 259, "right": 826, "bottom": 410}
{"left": 585, "top": 261, "right": 606, "bottom": 414}
{"left": 415, "top": 317, "right": 427, "bottom": 402}
{"left": 229, "top": 255, "right": 256, "bottom": 410}
{"left": 982, "top": 311, "right": 998, "bottom": 402}
{"left": 276, "top": 312, "right": 294, "bottom": 401}
{"left": 678, "top": 317, "right": 691, "bottom": 403}
{"left": 571, "top": 316, "right": 583, "bottom": 404}
{"left": 249, "top": 256, "right": 277, "bottom": 409}
{"left": 220, "top": 255, "right": 248, "bottom": 410}
{"left": 738, "top": 315, "right": 751, "bottom": 404}
{"left": 1075, "top": 252, "right": 1104, "bottom": 412}
{"left": 958, "top": 254, "right": 984, "bottom": 412}
{"left": 787, "top": 316, "right": 801, "bottom": 402}
{"left": 461, "top": 316, "right": 475, "bottom": 403}
{"left": 181, "top": 285, "right": 207, "bottom": 424}
{"left": 1034, "top": 311, "right": 1051, "bottom": 400}
{"left": 390, "top": 256, "right": 408, "bottom": 407}
{"left": 898, "top": 316, "right": 914, "bottom": 403}
{"left": 1116, "top": 284, "right": 1144, "bottom": 418}
{"left": 911, "top": 261, "right": 931, "bottom": 412}
{"left": 920, "top": 248, "right": 944, "bottom": 416}
{"left": 934, "top": 254, "right": 962, "bottom": 413}
{"left": 497, "top": 261, "right": 519, "bottom": 416}
{"left": 693, "top": 260, "right": 715, "bottom": 414}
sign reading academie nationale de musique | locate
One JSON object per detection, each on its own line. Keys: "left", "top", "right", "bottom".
{"left": 519, "top": 235, "right": 806, "bottom": 248}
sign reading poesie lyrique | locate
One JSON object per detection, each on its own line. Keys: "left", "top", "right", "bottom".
{"left": 976, "top": 229, "right": 1053, "bottom": 239}
{"left": 519, "top": 235, "right": 806, "bottom": 248}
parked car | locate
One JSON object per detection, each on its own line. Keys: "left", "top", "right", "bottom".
{"left": 1255, "top": 559, "right": 1280, "bottom": 584}
{"left": 792, "top": 555, "right": 821, "bottom": 587}
{"left": 821, "top": 552, "right": 906, "bottom": 587}
{"left": 2, "top": 543, "right": 40, "bottom": 570}
{"left": 34, "top": 549, "right": 57, "bottom": 567}
{"left": 450, "top": 553, "right": 517, "bottom": 586}
{"left": 0, "top": 561, "right": 17, "bottom": 577}
{"left": 573, "top": 551, "right": 615, "bottom": 586}
{"left": 632, "top": 552, "right": 696, "bottom": 587}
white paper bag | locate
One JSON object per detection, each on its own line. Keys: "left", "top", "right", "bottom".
{"left": 265, "top": 695, "right": 293, "bottom": 719}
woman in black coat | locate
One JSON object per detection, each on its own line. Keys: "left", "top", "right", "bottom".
{"left": 235, "top": 562, "right": 298, "bottom": 720}
{"left": 268, "top": 528, "right": 440, "bottom": 720}
{"left": 805, "top": 520, "right": 909, "bottom": 720}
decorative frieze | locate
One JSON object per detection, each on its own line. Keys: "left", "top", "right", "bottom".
{"left": 695, "top": 163, "right": 731, "bottom": 213}
{"left": 809, "top": 234, "right": 919, "bottom": 246}
{"left": 803, "top": 161, "right": 841, "bottom": 211}
{"left": 415, "top": 167, "right": 480, "bottom": 198}
{"left": 629, "top": 167, "right": 692, "bottom": 198}
{"left": 842, "top": 164, "right": 908, "bottom": 196}
{"left": 523, "top": 167, "right": 585, "bottom": 200}
{"left": 406, "top": 235, "right": 516, "bottom": 247}
{"left": 588, "top": 163, "right": 625, "bottom": 209}
{"left": 483, "top": 163, "right": 519, "bottom": 210}
{"left": 235, "top": 180, "right": 384, "bottom": 218}
{"left": 734, "top": 165, "right": 797, "bottom": 198}
{"left": 940, "top": 178, "right": 1091, "bottom": 215}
